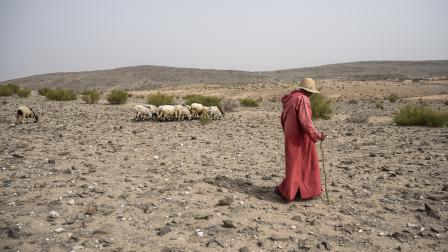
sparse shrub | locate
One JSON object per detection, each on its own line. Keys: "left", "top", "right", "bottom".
{"left": 388, "top": 94, "right": 399, "bottom": 103}
{"left": 184, "top": 94, "right": 221, "bottom": 107}
{"left": 44, "top": 88, "right": 77, "bottom": 101}
{"left": 444, "top": 100, "right": 448, "bottom": 106}
{"left": 310, "top": 93, "right": 333, "bottom": 120}
{"left": 0, "top": 85, "right": 15, "bottom": 96}
{"left": 38, "top": 87, "right": 49, "bottom": 96}
{"left": 220, "top": 98, "right": 239, "bottom": 112}
{"left": 0, "top": 84, "right": 23, "bottom": 96}
{"left": 5, "top": 84, "right": 20, "bottom": 94}
{"left": 240, "top": 98, "right": 259, "bottom": 107}
{"left": 16, "top": 88, "right": 31, "bottom": 98}
{"left": 348, "top": 99, "right": 358, "bottom": 105}
{"left": 147, "top": 92, "right": 173, "bottom": 106}
{"left": 393, "top": 105, "right": 448, "bottom": 127}
{"left": 375, "top": 101, "right": 384, "bottom": 109}
{"left": 199, "top": 114, "right": 211, "bottom": 125}
{"left": 81, "top": 89, "right": 101, "bottom": 104}
{"left": 106, "top": 89, "right": 128, "bottom": 105}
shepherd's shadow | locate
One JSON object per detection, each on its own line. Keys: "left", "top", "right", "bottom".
{"left": 204, "top": 175, "right": 285, "bottom": 204}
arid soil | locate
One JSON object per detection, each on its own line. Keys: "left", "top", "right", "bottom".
{"left": 1, "top": 84, "right": 447, "bottom": 252}
{"left": 130, "top": 79, "right": 448, "bottom": 102}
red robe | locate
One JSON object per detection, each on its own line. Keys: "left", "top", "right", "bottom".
{"left": 277, "top": 90, "right": 323, "bottom": 202}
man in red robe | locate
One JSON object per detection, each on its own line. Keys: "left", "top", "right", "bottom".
{"left": 275, "top": 78, "right": 326, "bottom": 202}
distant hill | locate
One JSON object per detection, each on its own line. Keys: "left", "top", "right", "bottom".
{"left": 1, "top": 60, "right": 448, "bottom": 91}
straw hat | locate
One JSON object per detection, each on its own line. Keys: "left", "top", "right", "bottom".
{"left": 297, "top": 78, "right": 320, "bottom": 94}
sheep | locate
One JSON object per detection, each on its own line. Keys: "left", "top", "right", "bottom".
{"left": 143, "top": 104, "right": 158, "bottom": 120}
{"left": 157, "top": 105, "right": 175, "bottom": 121}
{"left": 202, "top": 106, "right": 210, "bottom": 116}
{"left": 174, "top": 105, "right": 192, "bottom": 121}
{"left": 173, "top": 105, "right": 183, "bottom": 121}
{"left": 16, "top": 106, "right": 38, "bottom": 124}
{"left": 190, "top": 103, "right": 204, "bottom": 119}
{"left": 208, "top": 106, "right": 224, "bottom": 120}
{"left": 191, "top": 103, "right": 212, "bottom": 119}
{"left": 133, "top": 105, "right": 152, "bottom": 121}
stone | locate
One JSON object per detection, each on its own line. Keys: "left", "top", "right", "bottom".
{"left": 157, "top": 226, "right": 171, "bottom": 236}
{"left": 7, "top": 225, "right": 20, "bottom": 239}
{"left": 195, "top": 229, "right": 204, "bottom": 237}
{"left": 63, "top": 217, "right": 76, "bottom": 225}
{"left": 407, "top": 223, "right": 418, "bottom": 228}
{"left": 12, "top": 153, "right": 24, "bottom": 158}
{"left": 48, "top": 159, "right": 56, "bottom": 164}
{"left": 222, "top": 219, "right": 237, "bottom": 228}
{"left": 161, "top": 248, "right": 184, "bottom": 252}
{"left": 194, "top": 214, "right": 211, "bottom": 220}
{"left": 55, "top": 227, "right": 64, "bottom": 233}
{"left": 430, "top": 225, "right": 444, "bottom": 233}
{"left": 239, "top": 247, "right": 250, "bottom": 252}
{"left": 216, "top": 196, "right": 233, "bottom": 206}
{"left": 269, "top": 235, "right": 290, "bottom": 242}
{"left": 99, "top": 237, "right": 113, "bottom": 246}
{"left": 442, "top": 185, "right": 448, "bottom": 192}
{"left": 217, "top": 187, "right": 229, "bottom": 193}
{"left": 49, "top": 211, "right": 60, "bottom": 219}
{"left": 34, "top": 182, "right": 46, "bottom": 188}
{"left": 85, "top": 204, "right": 98, "bottom": 215}
{"left": 390, "top": 230, "right": 412, "bottom": 242}
{"left": 67, "top": 199, "right": 75, "bottom": 205}
{"left": 291, "top": 215, "right": 303, "bottom": 222}
{"left": 424, "top": 202, "right": 441, "bottom": 220}
{"left": 93, "top": 225, "right": 113, "bottom": 235}
{"left": 77, "top": 212, "right": 86, "bottom": 220}
{"left": 94, "top": 187, "right": 106, "bottom": 193}
{"left": 207, "top": 239, "right": 225, "bottom": 248}
{"left": 320, "top": 240, "right": 332, "bottom": 250}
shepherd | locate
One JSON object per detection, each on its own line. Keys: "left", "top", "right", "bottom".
{"left": 275, "top": 78, "right": 326, "bottom": 202}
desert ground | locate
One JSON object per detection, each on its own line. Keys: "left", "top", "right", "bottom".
{"left": 1, "top": 80, "right": 447, "bottom": 252}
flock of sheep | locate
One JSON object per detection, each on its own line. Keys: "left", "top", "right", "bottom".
{"left": 133, "top": 103, "right": 224, "bottom": 122}
{"left": 14, "top": 102, "right": 224, "bottom": 125}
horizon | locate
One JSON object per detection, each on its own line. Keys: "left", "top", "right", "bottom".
{"left": 3, "top": 59, "right": 448, "bottom": 82}
{"left": 1, "top": 0, "right": 448, "bottom": 81}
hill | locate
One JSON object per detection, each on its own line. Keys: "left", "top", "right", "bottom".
{"left": 1, "top": 60, "right": 448, "bottom": 91}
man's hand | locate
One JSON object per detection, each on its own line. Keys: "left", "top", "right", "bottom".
{"left": 320, "top": 132, "right": 327, "bottom": 141}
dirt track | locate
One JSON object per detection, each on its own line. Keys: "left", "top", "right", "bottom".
{"left": 1, "top": 93, "right": 447, "bottom": 252}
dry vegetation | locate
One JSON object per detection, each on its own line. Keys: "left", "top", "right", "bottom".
{"left": 0, "top": 76, "right": 447, "bottom": 251}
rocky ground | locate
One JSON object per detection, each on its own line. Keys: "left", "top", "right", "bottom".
{"left": 0, "top": 93, "right": 447, "bottom": 252}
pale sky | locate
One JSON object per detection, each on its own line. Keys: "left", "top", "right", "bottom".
{"left": 1, "top": 0, "right": 447, "bottom": 81}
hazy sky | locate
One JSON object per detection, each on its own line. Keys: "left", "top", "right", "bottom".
{"left": 1, "top": 0, "right": 447, "bottom": 81}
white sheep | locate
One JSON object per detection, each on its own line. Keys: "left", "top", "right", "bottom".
{"left": 143, "top": 104, "right": 158, "bottom": 120}
{"left": 173, "top": 105, "right": 183, "bottom": 121}
{"left": 208, "top": 106, "right": 224, "bottom": 120}
{"left": 178, "top": 105, "right": 192, "bottom": 120}
{"left": 133, "top": 105, "right": 152, "bottom": 121}
{"left": 191, "top": 103, "right": 211, "bottom": 118}
{"left": 157, "top": 105, "right": 175, "bottom": 121}
{"left": 190, "top": 103, "right": 203, "bottom": 119}
{"left": 202, "top": 106, "right": 210, "bottom": 116}
{"left": 16, "top": 106, "right": 38, "bottom": 124}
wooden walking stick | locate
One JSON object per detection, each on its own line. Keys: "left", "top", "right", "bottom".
{"left": 320, "top": 141, "right": 330, "bottom": 204}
